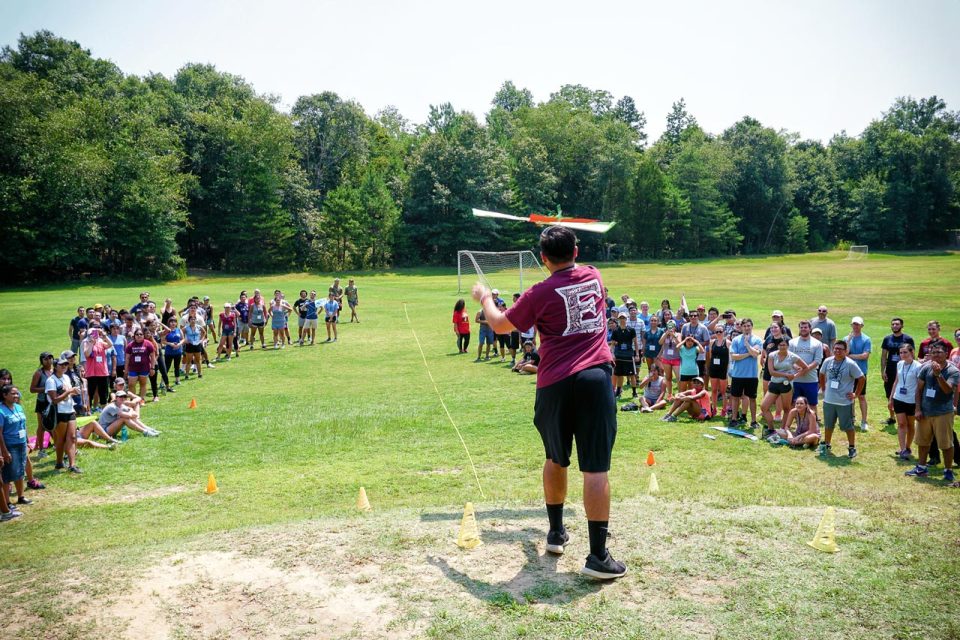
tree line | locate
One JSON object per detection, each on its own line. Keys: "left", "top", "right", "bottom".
{"left": 2, "top": 31, "right": 958, "bottom": 282}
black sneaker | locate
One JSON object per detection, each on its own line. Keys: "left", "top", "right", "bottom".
{"left": 67, "top": 466, "right": 82, "bottom": 474}
{"left": 581, "top": 550, "right": 628, "bottom": 580}
{"left": 54, "top": 462, "right": 65, "bottom": 470}
{"left": 546, "top": 528, "right": 571, "bottom": 555}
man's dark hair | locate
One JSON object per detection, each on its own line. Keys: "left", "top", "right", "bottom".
{"left": 891, "top": 317, "right": 904, "bottom": 325}
{"left": 539, "top": 226, "right": 577, "bottom": 263}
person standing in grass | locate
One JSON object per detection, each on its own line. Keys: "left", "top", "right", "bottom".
{"left": 293, "top": 290, "right": 309, "bottom": 345}
{"left": 1, "top": 385, "right": 31, "bottom": 509}
{"left": 248, "top": 290, "right": 268, "bottom": 350}
{"left": 818, "top": 340, "right": 864, "bottom": 459}
{"left": 905, "top": 343, "right": 958, "bottom": 483}
{"left": 182, "top": 316, "right": 205, "bottom": 380}
{"left": 729, "top": 318, "right": 763, "bottom": 430}
{"left": 235, "top": 291, "right": 250, "bottom": 348}
{"left": 888, "top": 343, "right": 920, "bottom": 460}
{"left": 611, "top": 312, "right": 640, "bottom": 399}
{"left": 29, "top": 352, "right": 56, "bottom": 460}
{"left": 810, "top": 305, "right": 837, "bottom": 349}
{"left": 217, "top": 303, "right": 237, "bottom": 360}
{"left": 301, "top": 291, "right": 319, "bottom": 346}
{"left": 641, "top": 315, "right": 664, "bottom": 375}
{"left": 323, "top": 292, "right": 340, "bottom": 342}
{"left": 46, "top": 358, "right": 81, "bottom": 473}
{"left": 453, "top": 299, "right": 471, "bottom": 353}
{"left": 880, "top": 318, "right": 915, "bottom": 427}
{"left": 475, "top": 305, "right": 494, "bottom": 361}
{"left": 68, "top": 306, "right": 87, "bottom": 355}
{"left": 788, "top": 320, "right": 824, "bottom": 422}
{"left": 270, "top": 290, "right": 293, "bottom": 349}
{"left": 707, "top": 327, "right": 730, "bottom": 418}
{"left": 163, "top": 317, "right": 185, "bottom": 385}
{"left": 845, "top": 316, "right": 872, "bottom": 431}
{"left": 473, "top": 225, "right": 626, "bottom": 581}
{"left": 345, "top": 278, "right": 360, "bottom": 323}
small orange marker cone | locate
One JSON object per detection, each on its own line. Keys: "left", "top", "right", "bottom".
{"left": 646, "top": 450, "right": 656, "bottom": 466}
{"left": 205, "top": 472, "right": 218, "bottom": 494}
{"left": 357, "top": 486, "right": 371, "bottom": 511}
{"left": 188, "top": 398, "right": 197, "bottom": 409}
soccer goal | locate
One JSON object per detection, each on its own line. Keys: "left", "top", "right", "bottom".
{"left": 457, "top": 250, "right": 547, "bottom": 294}
{"left": 845, "top": 245, "right": 869, "bottom": 260}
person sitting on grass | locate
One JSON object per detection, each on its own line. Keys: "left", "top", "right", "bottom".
{"left": 637, "top": 365, "right": 668, "bottom": 412}
{"left": 660, "top": 377, "right": 712, "bottom": 422}
{"left": 512, "top": 340, "right": 540, "bottom": 375}
{"left": 98, "top": 391, "right": 160, "bottom": 438}
{"left": 769, "top": 396, "right": 820, "bottom": 447}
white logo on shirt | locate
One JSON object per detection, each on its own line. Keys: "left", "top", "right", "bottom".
{"left": 555, "top": 279, "right": 603, "bottom": 337}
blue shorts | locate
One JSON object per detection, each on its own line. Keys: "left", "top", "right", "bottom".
{"left": 128, "top": 371, "right": 150, "bottom": 379}
{"left": 1, "top": 443, "right": 26, "bottom": 483}
{"left": 793, "top": 381, "right": 819, "bottom": 406}
{"left": 479, "top": 325, "right": 496, "bottom": 345}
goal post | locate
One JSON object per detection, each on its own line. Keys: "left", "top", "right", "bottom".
{"left": 457, "top": 250, "right": 547, "bottom": 294}
{"left": 845, "top": 245, "right": 869, "bottom": 260}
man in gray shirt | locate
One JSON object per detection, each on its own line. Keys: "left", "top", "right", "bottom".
{"left": 810, "top": 305, "right": 837, "bottom": 349}
{"left": 818, "top": 340, "right": 865, "bottom": 459}
{"left": 905, "top": 343, "right": 958, "bottom": 482}
{"left": 789, "top": 320, "right": 824, "bottom": 419}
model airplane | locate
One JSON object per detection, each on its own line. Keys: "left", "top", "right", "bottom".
{"left": 471, "top": 207, "right": 616, "bottom": 234}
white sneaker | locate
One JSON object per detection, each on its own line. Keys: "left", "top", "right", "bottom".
{"left": 860, "top": 421, "right": 869, "bottom": 432}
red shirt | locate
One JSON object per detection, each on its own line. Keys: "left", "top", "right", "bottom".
{"left": 505, "top": 264, "right": 611, "bottom": 388}
{"left": 453, "top": 311, "right": 470, "bottom": 334}
{"left": 85, "top": 341, "right": 110, "bottom": 377}
{"left": 919, "top": 337, "right": 954, "bottom": 359}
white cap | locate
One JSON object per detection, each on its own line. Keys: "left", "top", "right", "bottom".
{"left": 851, "top": 316, "right": 864, "bottom": 326}
{"left": 491, "top": 289, "right": 500, "bottom": 295}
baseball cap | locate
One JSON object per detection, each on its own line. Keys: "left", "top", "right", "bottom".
{"left": 523, "top": 340, "right": 534, "bottom": 346}
{"left": 772, "top": 310, "right": 784, "bottom": 317}
{"left": 60, "top": 350, "right": 76, "bottom": 359}
{"left": 203, "top": 296, "right": 210, "bottom": 301}
{"left": 811, "top": 327, "right": 823, "bottom": 335}
{"left": 224, "top": 302, "right": 231, "bottom": 308}
{"left": 93, "top": 303, "right": 104, "bottom": 310}
{"left": 115, "top": 390, "right": 128, "bottom": 398}
{"left": 617, "top": 312, "right": 627, "bottom": 319}
{"left": 56, "top": 357, "right": 69, "bottom": 365}
{"left": 851, "top": 316, "right": 864, "bottom": 326}
{"left": 692, "top": 376, "right": 704, "bottom": 384}
{"left": 39, "top": 351, "right": 54, "bottom": 361}
{"left": 491, "top": 289, "right": 500, "bottom": 295}
{"left": 696, "top": 304, "right": 706, "bottom": 311}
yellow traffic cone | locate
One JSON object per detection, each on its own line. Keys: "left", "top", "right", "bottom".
{"left": 205, "top": 472, "right": 218, "bottom": 495}
{"left": 648, "top": 472, "right": 659, "bottom": 495}
{"left": 188, "top": 398, "right": 197, "bottom": 409}
{"left": 807, "top": 507, "right": 838, "bottom": 553}
{"left": 357, "top": 486, "right": 371, "bottom": 511}
{"left": 456, "top": 502, "right": 483, "bottom": 549}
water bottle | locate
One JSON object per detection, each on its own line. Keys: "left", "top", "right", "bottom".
{"left": 121, "top": 425, "right": 128, "bottom": 442}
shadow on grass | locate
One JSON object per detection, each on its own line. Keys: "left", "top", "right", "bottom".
{"left": 420, "top": 507, "right": 547, "bottom": 522}
{"left": 812, "top": 451, "right": 854, "bottom": 467}
{"left": 427, "top": 527, "right": 603, "bottom": 606}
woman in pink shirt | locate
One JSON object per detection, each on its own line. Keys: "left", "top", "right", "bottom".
{"left": 82, "top": 328, "right": 113, "bottom": 411}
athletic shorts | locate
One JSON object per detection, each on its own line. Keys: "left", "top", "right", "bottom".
{"left": 661, "top": 357, "right": 681, "bottom": 368}
{"left": 533, "top": 364, "right": 617, "bottom": 473}
{"left": 915, "top": 413, "right": 956, "bottom": 449}
{"left": 222, "top": 327, "right": 235, "bottom": 337}
{"left": 708, "top": 366, "right": 727, "bottom": 380}
{"left": 271, "top": 318, "right": 285, "bottom": 330}
{"left": 478, "top": 326, "right": 495, "bottom": 345}
{"left": 348, "top": 299, "right": 358, "bottom": 308}
{"left": 1, "top": 443, "right": 26, "bottom": 483}
{"left": 884, "top": 364, "right": 898, "bottom": 399}
{"left": 855, "top": 374, "right": 868, "bottom": 396}
{"left": 793, "top": 381, "right": 819, "bottom": 406}
{"left": 768, "top": 380, "right": 792, "bottom": 395}
{"left": 496, "top": 334, "right": 509, "bottom": 348}
{"left": 823, "top": 402, "right": 855, "bottom": 432}
{"left": 238, "top": 321, "right": 249, "bottom": 334}
{"left": 251, "top": 321, "right": 265, "bottom": 328}
{"left": 697, "top": 361, "right": 706, "bottom": 377}
{"left": 185, "top": 343, "right": 203, "bottom": 354}
{"left": 508, "top": 332, "right": 520, "bottom": 350}
{"left": 730, "top": 377, "right": 758, "bottom": 399}
{"left": 297, "top": 316, "right": 306, "bottom": 328}
{"left": 35, "top": 398, "right": 49, "bottom": 414}
{"left": 57, "top": 411, "right": 77, "bottom": 423}
{"left": 892, "top": 399, "right": 915, "bottom": 417}
{"left": 303, "top": 319, "right": 318, "bottom": 329}
{"left": 614, "top": 359, "right": 636, "bottom": 377}
{"left": 325, "top": 316, "right": 337, "bottom": 324}
{"left": 679, "top": 373, "right": 698, "bottom": 382}
{"left": 127, "top": 370, "right": 150, "bottom": 379}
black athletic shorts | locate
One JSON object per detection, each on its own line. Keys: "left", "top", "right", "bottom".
{"left": 697, "top": 360, "right": 706, "bottom": 377}
{"left": 730, "top": 377, "right": 758, "bottom": 399}
{"left": 884, "top": 364, "right": 898, "bottom": 399}
{"left": 496, "top": 334, "right": 509, "bottom": 348}
{"left": 855, "top": 374, "right": 867, "bottom": 397}
{"left": 508, "top": 332, "right": 520, "bottom": 350}
{"left": 614, "top": 359, "right": 636, "bottom": 377}
{"left": 768, "top": 380, "right": 792, "bottom": 395}
{"left": 185, "top": 343, "right": 203, "bottom": 354}
{"left": 892, "top": 398, "right": 915, "bottom": 416}
{"left": 533, "top": 364, "right": 617, "bottom": 473}
{"left": 680, "top": 373, "right": 698, "bottom": 382}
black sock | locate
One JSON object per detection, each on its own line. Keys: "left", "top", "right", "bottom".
{"left": 546, "top": 503, "right": 564, "bottom": 532}
{"left": 588, "top": 521, "right": 608, "bottom": 558}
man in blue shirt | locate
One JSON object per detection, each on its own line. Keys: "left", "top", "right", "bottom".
{"left": 302, "top": 290, "right": 319, "bottom": 345}
{"left": 729, "top": 318, "right": 763, "bottom": 429}
{"left": 845, "top": 316, "right": 872, "bottom": 432}
{"left": 323, "top": 293, "right": 340, "bottom": 343}
{"left": 68, "top": 307, "right": 88, "bottom": 355}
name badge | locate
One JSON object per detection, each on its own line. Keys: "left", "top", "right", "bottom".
{"left": 666, "top": 349, "right": 675, "bottom": 356}
{"left": 898, "top": 387, "right": 907, "bottom": 395}
{"left": 96, "top": 356, "right": 103, "bottom": 363}
{"left": 134, "top": 356, "right": 142, "bottom": 363}
{"left": 829, "top": 381, "right": 840, "bottom": 389}
{"left": 648, "top": 345, "right": 656, "bottom": 352}
{"left": 890, "top": 355, "right": 900, "bottom": 362}
{"left": 925, "top": 388, "right": 937, "bottom": 398}
{"left": 713, "top": 358, "right": 721, "bottom": 365}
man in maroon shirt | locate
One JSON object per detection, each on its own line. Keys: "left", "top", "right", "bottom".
{"left": 473, "top": 226, "right": 626, "bottom": 580}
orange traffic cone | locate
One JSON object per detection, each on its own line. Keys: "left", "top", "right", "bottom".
{"left": 188, "top": 398, "right": 197, "bottom": 409}
{"left": 646, "top": 450, "right": 656, "bottom": 466}
{"left": 205, "top": 472, "right": 218, "bottom": 495}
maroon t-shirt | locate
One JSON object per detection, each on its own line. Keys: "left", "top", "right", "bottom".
{"left": 124, "top": 340, "right": 155, "bottom": 374}
{"left": 505, "top": 264, "right": 611, "bottom": 388}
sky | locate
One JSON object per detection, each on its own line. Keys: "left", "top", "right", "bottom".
{"left": 3, "top": 0, "right": 959, "bottom": 142}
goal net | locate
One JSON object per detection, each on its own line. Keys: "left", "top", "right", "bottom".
{"left": 845, "top": 245, "right": 869, "bottom": 260}
{"left": 457, "top": 250, "right": 547, "bottom": 294}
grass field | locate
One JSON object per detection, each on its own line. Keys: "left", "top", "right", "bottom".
{"left": 1, "top": 250, "right": 959, "bottom": 640}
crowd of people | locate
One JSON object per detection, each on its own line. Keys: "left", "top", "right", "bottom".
{"left": 454, "top": 293, "right": 960, "bottom": 484}
{"left": 0, "top": 279, "right": 359, "bottom": 522}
